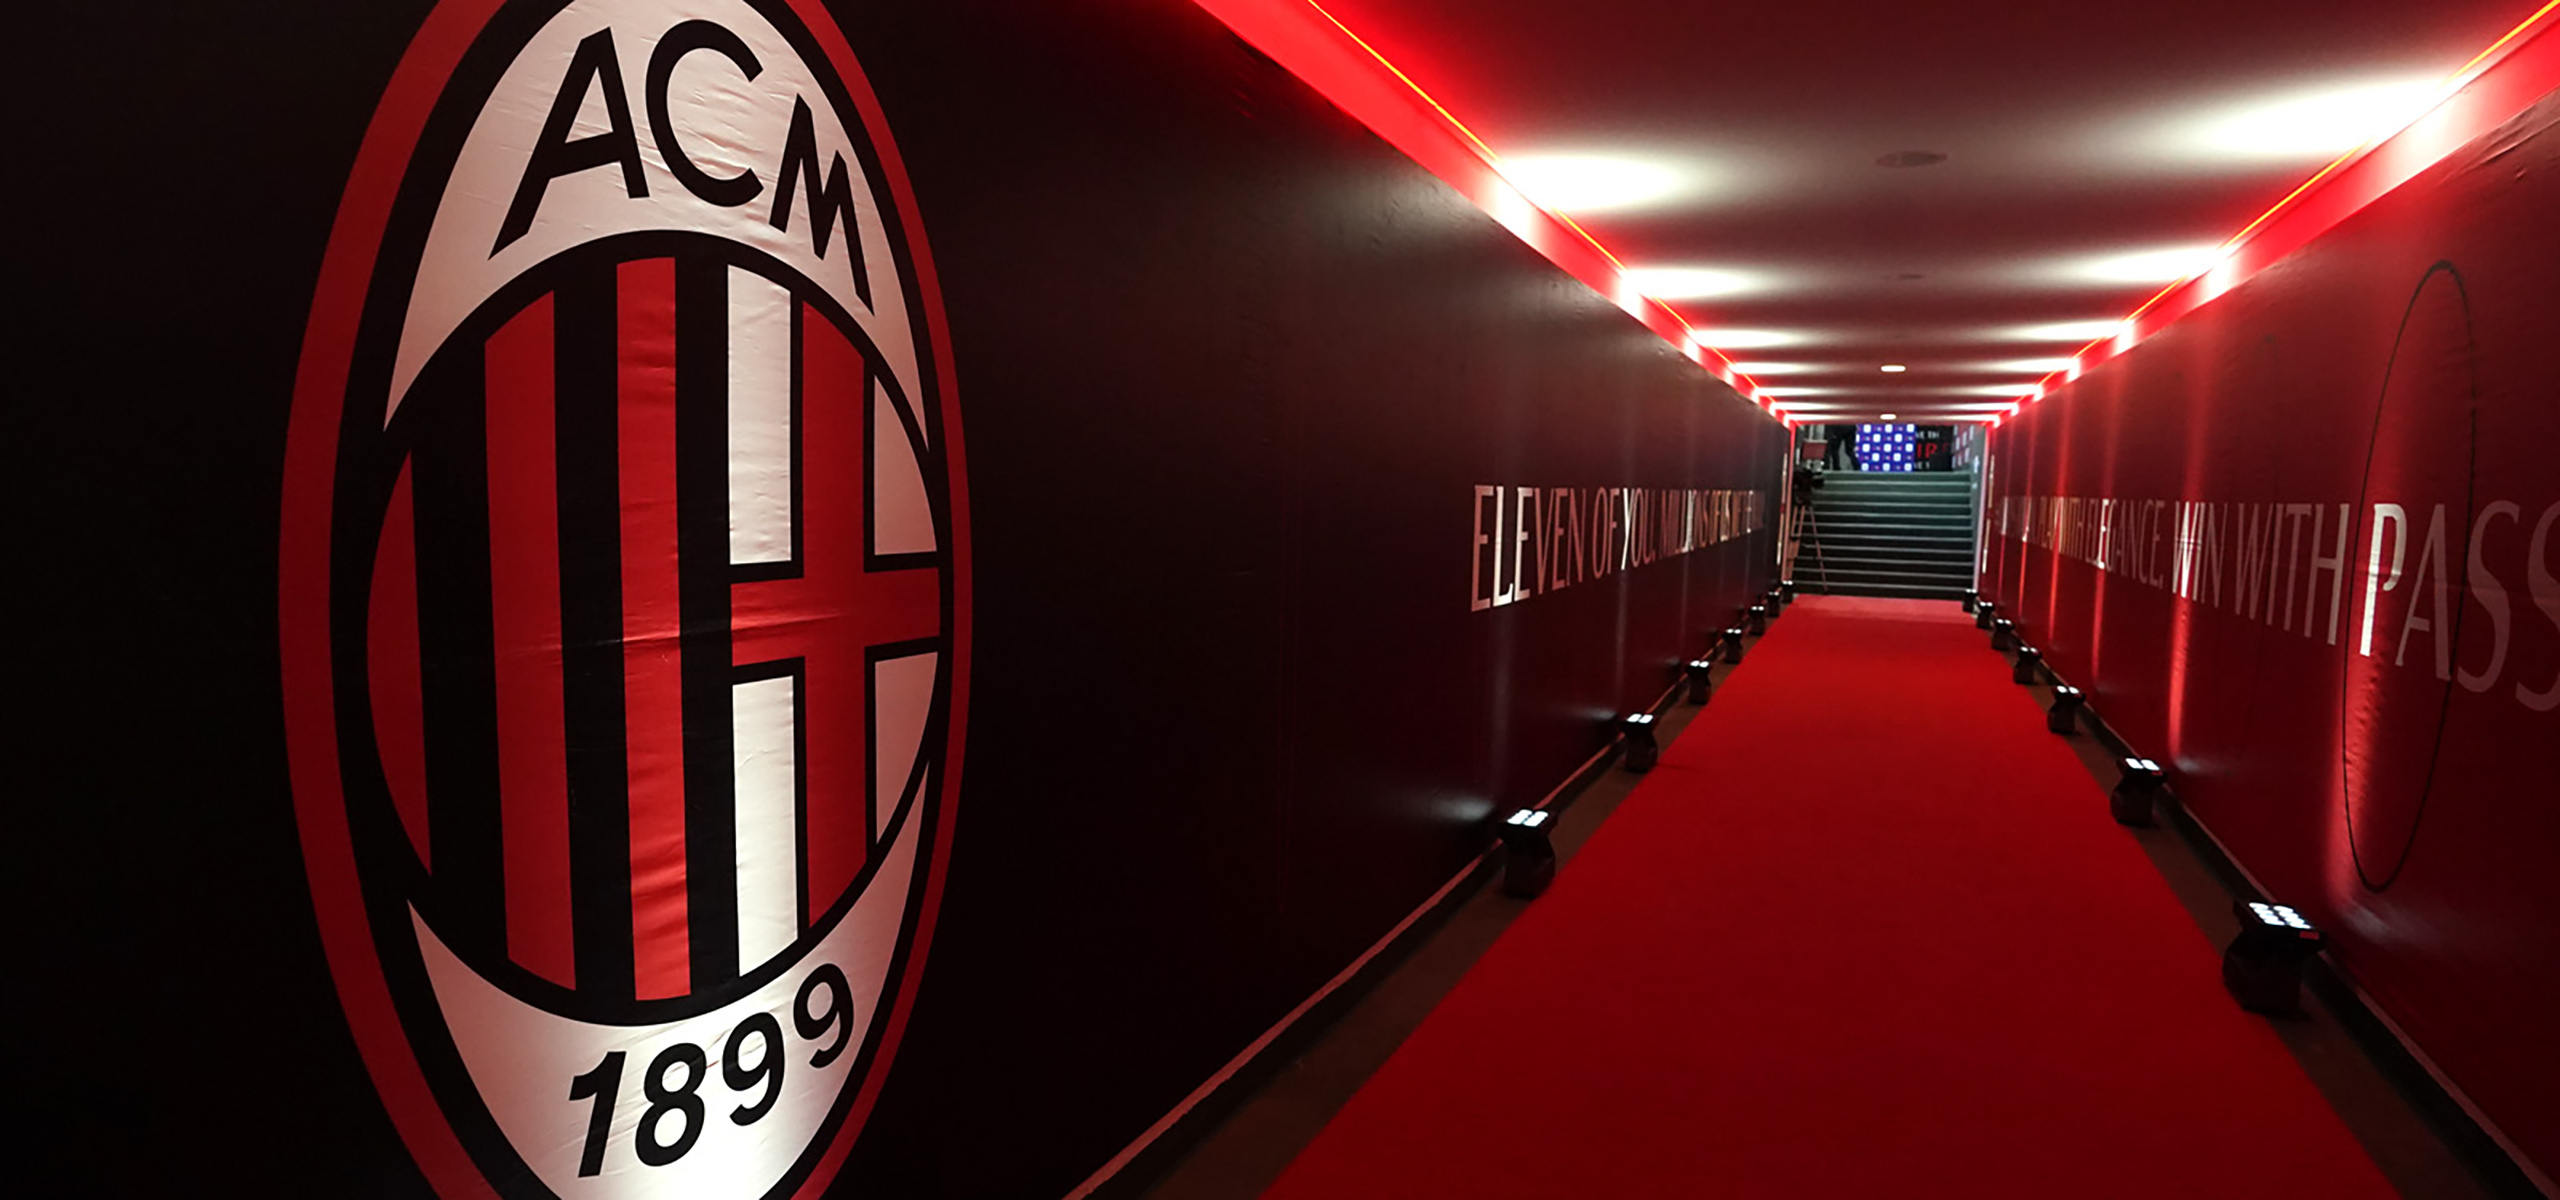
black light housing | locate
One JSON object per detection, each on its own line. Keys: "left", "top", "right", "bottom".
{"left": 1683, "top": 659, "right": 1715, "bottom": 705}
{"left": 1620, "top": 712, "right": 1660, "bottom": 773}
{"left": 1990, "top": 617, "right": 2018, "bottom": 652}
{"left": 1496, "top": 808, "right": 1558, "bottom": 898}
{"left": 2111, "top": 756, "right": 2165, "bottom": 826}
{"left": 2011, "top": 645, "right": 2043, "bottom": 684}
{"left": 1720, "top": 626, "right": 1747, "bottom": 664}
{"left": 2222, "top": 900, "right": 2327, "bottom": 1014}
{"left": 1762, "top": 588, "right": 1785, "bottom": 618}
{"left": 1975, "top": 600, "right": 1998, "bottom": 630}
{"left": 1746, "top": 603, "right": 1770, "bottom": 635}
{"left": 1962, "top": 588, "right": 1979, "bottom": 613}
{"left": 1779, "top": 579, "right": 1798, "bottom": 603}
{"left": 2046, "top": 684, "right": 2085, "bottom": 734}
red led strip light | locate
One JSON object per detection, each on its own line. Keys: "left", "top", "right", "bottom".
{"left": 1998, "top": 2, "right": 2560, "bottom": 427}
{"left": 1191, "top": 0, "right": 1785, "bottom": 421}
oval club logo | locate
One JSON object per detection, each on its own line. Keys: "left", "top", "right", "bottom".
{"left": 2340, "top": 261, "right": 2474, "bottom": 891}
{"left": 278, "top": 2, "right": 968, "bottom": 1196}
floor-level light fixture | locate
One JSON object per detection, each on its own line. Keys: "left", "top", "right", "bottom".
{"left": 1779, "top": 579, "right": 1798, "bottom": 604}
{"left": 1720, "top": 626, "right": 1747, "bottom": 664}
{"left": 1975, "top": 600, "right": 1998, "bottom": 630}
{"left": 2222, "top": 900, "right": 2327, "bottom": 1014}
{"left": 2112, "top": 757, "right": 2165, "bottom": 826}
{"left": 1746, "top": 603, "right": 1770, "bottom": 635}
{"left": 1962, "top": 588, "right": 1979, "bottom": 613}
{"left": 1621, "top": 712, "right": 1661, "bottom": 772}
{"left": 1684, "top": 659, "right": 1716, "bottom": 705}
{"left": 2011, "top": 645, "right": 2043, "bottom": 684}
{"left": 2046, "top": 684, "right": 2085, "bottom": 734}
{"left": 1763, "top": 588, "right": 1785, "bottom": 617}
{"left": 1497, "top": 808, "right": 1558, "bottom": 898}
{"left": 1990, "top": 618, "right": 2019, "bottom": 652}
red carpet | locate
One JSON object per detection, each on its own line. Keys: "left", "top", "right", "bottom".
{"left": 1263, "top": 596, "right": 2400, "bottom": 1199}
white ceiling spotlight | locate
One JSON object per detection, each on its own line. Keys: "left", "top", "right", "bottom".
{"left": 1940, "top": 383, "right": 2050, "bottom": 397}
{"left": 1497, "top": 154, "right": 1702, "bottom": 214}
{"left": 2010, "top": 319, "right": 2131, "bottom": 343}
{"left": 1879, "top": 363, "right": 1907, "bottom": 373}
{"left": 1879, "top": 413, "right": 1898, "bottom": 420}
{"left": 2068, "top": 243, "right": 2227, "bottom": 285}
{"left": 1689, "top": 328, "right": 1800, "bottom": 350}
{"left": 2174, "top": 78, "right": 2444, "bottom": 162}
{"left": 1622, "top": 266, "right": 1758, "bottom": 299}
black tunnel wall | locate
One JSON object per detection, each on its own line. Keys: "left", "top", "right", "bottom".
{"left": 25, "top": 1, "right": 1783, "bottom": 1195}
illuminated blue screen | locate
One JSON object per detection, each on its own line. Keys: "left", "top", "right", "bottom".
{"left": 1855, "top": 423, "right": 1920, "bottom": 472}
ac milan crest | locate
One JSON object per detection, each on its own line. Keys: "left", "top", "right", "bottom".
{"left": 278, "top": 2, "right": 968, "bottom": 1196}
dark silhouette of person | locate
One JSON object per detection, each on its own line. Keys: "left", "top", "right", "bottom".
{"left": 1825, "top": 422, "right": 1859, "bottom": 470}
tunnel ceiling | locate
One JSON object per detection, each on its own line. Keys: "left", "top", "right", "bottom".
{"left": 1314, "top": 0, "right": 2533, "bottom": 422}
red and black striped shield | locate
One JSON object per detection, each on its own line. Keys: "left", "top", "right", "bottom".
{"left": 280, "top": 3, "right": 968, "bottom": 1196}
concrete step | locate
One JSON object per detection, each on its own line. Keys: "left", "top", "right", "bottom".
{"left": 1813, "top": 559, "right": 1972, "bottom": 583}
{"left": 1813, "top": 532, "right": 1974, "bottom": 550}
{"left": 1814, "top": 510, "right": 1972, "bottom": 527}
{"left": 1814, "top": 505, "right": 1973, "bottom": 519}
{"left": 1815, "top": 549, "right": 1975, "bottom": 570}
{"left": 1809, "top": 519, "right": 1973, "bottom": 538}
{"left": 1812, "top": 494, "right": 1973, "bottom": 506}
{"left": 1810, "top": 505, "right": 1971, "bottom": 518}
{"left": 1800, "top": 577, "right": 1971, "bottom": 600}
{"left": 1811, "top": 525, "right": 1971, "bottom": 540}
{"left": 1808, "top": 542, "right": 1973, "bottom": 559}
{"left": 1812, "top": 527, "right": 1973, "bottom": 543}
{"left": 1816, "top": 474, "right": 1972, "bottom": 486}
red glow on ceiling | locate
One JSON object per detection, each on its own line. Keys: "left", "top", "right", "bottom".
{"left": 1192, "top": 0, "right": 1781, "bottom": 419}
{"left": 1195, "top": 0, "right": 2554, "bottom": 428}
{"left": 2025, "top": 2, "right": 2559, "bottom": 409}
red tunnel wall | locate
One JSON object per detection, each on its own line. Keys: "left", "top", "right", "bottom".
{"left": 1984, "top": 91, "right": 2560, "bottom": 1179}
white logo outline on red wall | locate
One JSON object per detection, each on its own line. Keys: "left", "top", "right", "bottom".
{"left": 279, "top": 2, "right": 970, "bottom": 1195}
